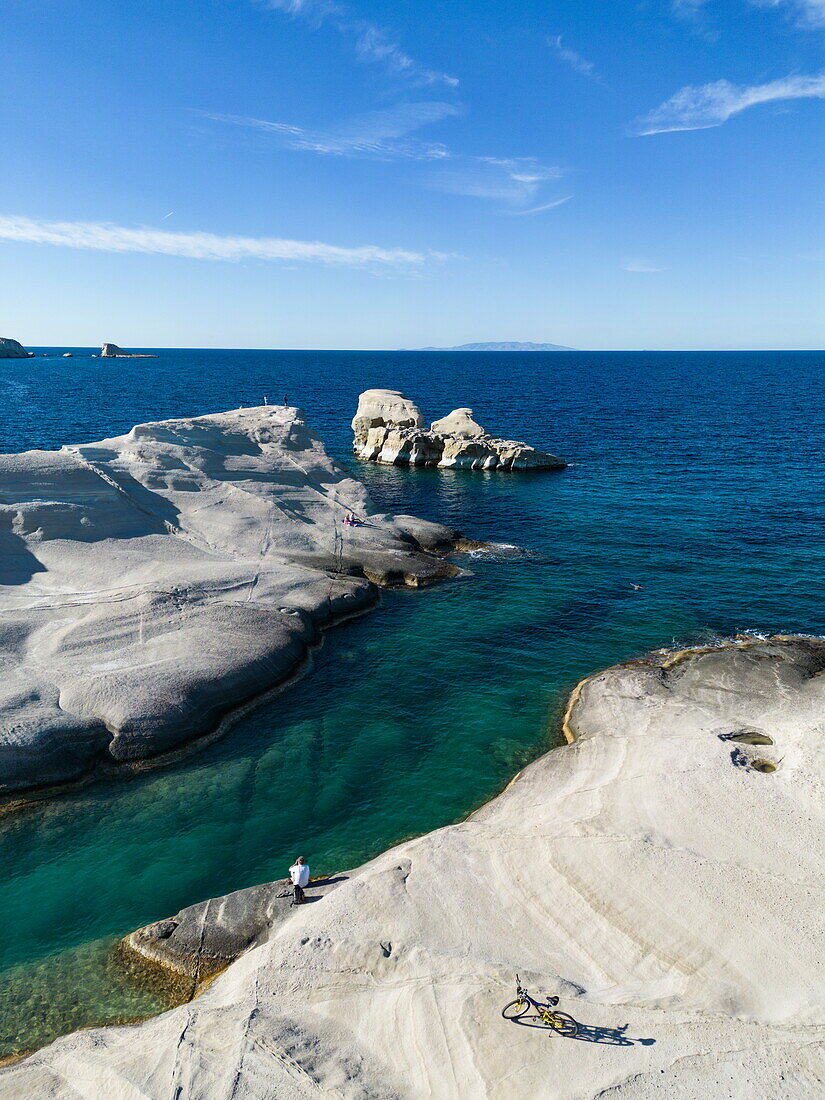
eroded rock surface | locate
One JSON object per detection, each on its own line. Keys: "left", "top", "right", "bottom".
{"left": 352, "top": 388, "right": 566, "bottom": 469}
{"left": 0, "top": 337, "right": 30, "bottom": 358}
{"left": 0, "top": 406, "right": 462, "bottom": 793}
{"left": 6, "top": 637, "right": 823, "bottom": 1097}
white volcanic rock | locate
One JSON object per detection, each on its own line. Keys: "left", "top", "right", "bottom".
{"left": 5, "top": 637, "right": 823, "bottom": 1097}
{"left": 0, "top": 406, "right": 462, "bottom": 793}
{"left": 351, "top": 389, "right": 424, "bottom": 437}
{"left": 430, "top": 407, "right": 485, "bottom": 438}
{"left": 352, "top": 390, "right": 566, "bottom": 470}
{"left": 100, "top": 343, "right": 156, "bottom": 358}
{"left": 0, "top": 337, "right": 30, "bottom": 358}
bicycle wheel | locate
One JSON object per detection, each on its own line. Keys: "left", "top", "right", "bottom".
{"left": 502, "top": 998, "right": 530, "bottom": 1020}
{"left": 546, "top": 1011, "right": 578, "bottom": 1038}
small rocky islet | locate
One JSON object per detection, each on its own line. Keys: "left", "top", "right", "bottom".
{"left": 0, "top": 338, "right": 158, "bottom": 359}
{"left": 352, "top": 388, "right": 567, "bottom": 470}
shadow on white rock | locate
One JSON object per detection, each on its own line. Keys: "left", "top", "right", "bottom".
{"left": 0, "top": 406, "right": 468, "bottom": 795}
{"left": 352, "top": 388, "right": 567, "bottom": 470}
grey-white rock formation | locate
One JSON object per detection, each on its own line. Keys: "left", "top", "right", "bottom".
{"left": 0, "top": 406, "right": 463, "bottom": 794}
{"left": 430, "top": 407, "right": 484, "bottom": 438}
{"left": 4, "top": 637, "right": 823, "bottom": 1096}
{"left": 100, "top": 343, "right": 156, "bottom": 358}
{"left": 352, "top": 389, "right": 566, "bottom": 470}
{"left": 0, "top": 337, "right": 30, "bottom": 358}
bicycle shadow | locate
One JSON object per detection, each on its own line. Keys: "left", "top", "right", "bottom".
{"left": 512, "top": 1018, "right": 655, "bottom": 1046}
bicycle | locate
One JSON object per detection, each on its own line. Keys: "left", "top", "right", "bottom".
{"left": 501, "top": 975, "right": 579, "bottom": 1037}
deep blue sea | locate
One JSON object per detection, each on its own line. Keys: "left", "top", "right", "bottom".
{"left": 1, "top": 348, "right": 824, "bottom": 1053}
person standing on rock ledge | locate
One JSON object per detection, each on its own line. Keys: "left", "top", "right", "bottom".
{"left": 289, "top": 856, "right": 310, "bottom": 904}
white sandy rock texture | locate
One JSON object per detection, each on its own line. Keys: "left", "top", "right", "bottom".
{"left": 4, "top": 636, "right": 823, "bottom": 1097}
{"left": 352, "top": 389, "right": 566, "bottom": 470}
{"left": 0, "top": 406, "right": 462, "bottom": 793}
{"left": 0, "top": 337, "right": 30, "bottom": 358}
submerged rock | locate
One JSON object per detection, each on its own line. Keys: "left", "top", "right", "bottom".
{"left": 352, "top": 388, "right": 566, "bottom": 470}
{"left": 7, "top": 637, "right": 823, "bottom": 1097}
{"left": 0, "top": 337, "right": 31, "bottom": 359}
{"left": 0, "top": 406, "right": 464, "bottom": 794}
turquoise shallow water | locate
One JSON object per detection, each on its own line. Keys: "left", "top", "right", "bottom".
{"left": 0, "top": 350, "right": 823, "bottom": 1053}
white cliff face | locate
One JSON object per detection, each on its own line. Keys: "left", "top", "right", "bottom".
{"left": 350, "top": 389, "right": 424, "bottom": 435}
{"left": 0, "top": 337, "right": 30, "bottom": 358}
{"left": 0, "top": 406, "right": 461, "bottom": 793}
{"left": 4, "top": 638, "right": 823, "bottom": 1097}
{"left": 352, "top": 389, "right": 567, "bottom": 470}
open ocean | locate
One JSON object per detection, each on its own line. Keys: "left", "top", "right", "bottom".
{"left": 1, "top": 348, "right": 824, "bottom": 1053}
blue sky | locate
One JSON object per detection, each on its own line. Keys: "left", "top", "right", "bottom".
{"left": 2, "top": 0, "right": 823, "bottom": 349}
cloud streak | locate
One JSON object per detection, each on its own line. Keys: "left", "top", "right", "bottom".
{"left": 637, "top": 71, "right": 825, "bottom": 133}
{"left": 204, "top": 102, "right": 459, "bottom": 160}
{"left": 674, "top": 0, "right": 825, "bottom": 27}
{"left": 548, "top": 35, "right": 598, "bottom": 79}
{"left": 206, "top": 111, "right": 566, "bottom": 211}
{"left": 506, "top": 195, "right": 573, "bottom": 215}
{"left": 752, "top": 0, "right": 825, "bottom": 27}
{"left": 425, "top": 156, "right": 565, "bottom": 206}
{"left": 0, "top": 215, "right": 430, "bottom": 267}
{"left": 258, "top": 0, "right": 458, "bottom": 86}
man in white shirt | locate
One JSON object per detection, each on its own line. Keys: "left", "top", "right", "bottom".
{"left": 289, "top": 856, "right": 310, "bottom": 904}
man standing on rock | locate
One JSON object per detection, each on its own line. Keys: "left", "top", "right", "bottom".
{"left": 290, "top": 856, "right": 310, "bottom": 904}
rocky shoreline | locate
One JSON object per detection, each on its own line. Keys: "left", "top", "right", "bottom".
{"left": 0, "top": 406, "right": 471, "bottom": 797}
{"left": 4, "top": 635, "right": 822, "bottom": 1096}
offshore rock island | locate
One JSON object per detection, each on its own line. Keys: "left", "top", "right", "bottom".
{"left": 352, "top": 388, "right": 567, "bottom": 470}
{"left": 99, "top": 342, "right": 157, "bottom": 358}
{"left": 0, "top": 405, "right": 466, "bottom": 795}
{"left": 4, "top": 637, "right": 823, "bottom": 1096}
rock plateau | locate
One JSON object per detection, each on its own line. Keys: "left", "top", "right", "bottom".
{"left": 352, "top": 389, "right": 566, "bottom": 470}
{"left": 4, "top": 637, "right": 823, "bottom": 1097}
{"left": 0, "top": 406, "right": 464, "bottom": 794}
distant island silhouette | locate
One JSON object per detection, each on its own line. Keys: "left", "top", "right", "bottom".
{"left": 418, "top": 341, "right": 575, "bottom": 352}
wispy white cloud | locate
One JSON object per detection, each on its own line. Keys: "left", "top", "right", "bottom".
{"left": 548, "top": 35, "right": 598, "bottom": 79}
{"left": 257, "top": 0, "right": 459, "bottom": 86}
{"left": 673, "top": 0, "right": 825, "bottom": 27}
{"left": 622, "top": 260, "right": 667, "bottom": 272}
{"left": 206, "top": 110, "right": 565, "bottom": 211}
{"left": 637, "top": 71, "right": 825, "bottom": 133}
{"left": 427, "top": 156, "right": 564, "bottom": 206}
{"left": 0, "top": 215, "right": 430, "bottom": 267}
{"left": 507, "top": 195, "right": 573, "bottom": 215}
{"left": 204, "top": 102, "right": 459, "bottom": 160}
{"left": 750, "top": 0, "right": 825, "bottom": 27}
